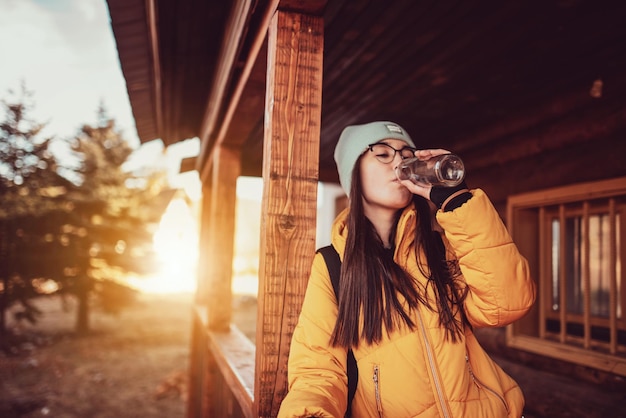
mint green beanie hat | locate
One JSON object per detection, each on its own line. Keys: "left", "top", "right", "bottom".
{"left": 334, "top": 121, "right": 415, "bottom": 195}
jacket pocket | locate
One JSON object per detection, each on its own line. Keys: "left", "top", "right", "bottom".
{"left": 465, "top": 353, "right": 509, "bottom": 414}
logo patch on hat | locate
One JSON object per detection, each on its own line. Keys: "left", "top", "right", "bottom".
{"left": 385, "top": 124, "right": 403, "bottom": 134}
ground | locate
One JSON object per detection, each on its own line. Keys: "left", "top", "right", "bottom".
{"left": 0, "top": 293, "right": 257, "bottom": 418}
{"left": 2, "top": 293, "right": 625, "bottom": 418}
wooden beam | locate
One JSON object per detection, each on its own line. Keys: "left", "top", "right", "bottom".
{"left": 106, "top": 0, "right": 159, "bottom": 141}
{"left": 278, "top": 0, "right": 327, "bottom": 15}
{"left": 180, "top": 156, "right": 197, "bottom": 174}
{"left": 254, "top": 9, "right": 324, "bottom": 418}
{"left": 145, "top": 0, "right": 163, "bottom": 139}
{"left": 197, "top": 0, "right": 254, "bottom": 149}
{"left": 197, "top": 0, "right": 280, "bottom": 182}
{"left": 507, "top": 176, "right": 626, "bottom": 209}
{"left": 221, "top": 50, "right": 268, "bottom": 150}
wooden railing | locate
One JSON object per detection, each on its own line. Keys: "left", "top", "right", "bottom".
{"left": 189, "top": 305, "right": 256, "bottom": 418}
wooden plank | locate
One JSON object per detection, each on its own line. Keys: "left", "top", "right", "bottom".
{"left": 467, "top": 134, "right": 626, "bottom": 213}
{"left": 255, "top": 9, "right": 324, "bottom": 418}
{"left": 509, "top": 335, "right": 626, "bottom": 377}
{"left": 508, "top": 176, "right": 626, "bottom": 209}
{"left": 208, "top": 326, "right": 256, "bottom": 418}
{"left": 462, "top": 105, "right": 626, "bottom": 172}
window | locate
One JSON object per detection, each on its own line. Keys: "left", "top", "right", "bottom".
{"left": 507, "top": 177, "right": 626, "bottom": 375}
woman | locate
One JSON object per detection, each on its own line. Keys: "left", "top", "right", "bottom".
{"left": 278, "top": 121, "right": 536, "bottom": 418}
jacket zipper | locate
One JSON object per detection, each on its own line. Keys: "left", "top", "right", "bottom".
{"left": 417, "top": 309, "right": 451, "bottom": 418}
{"left": 465, "top": 354, "right": 510, "bottom": 413}
{"left": 372, "top": 365, "right": 383, "bottom": 418}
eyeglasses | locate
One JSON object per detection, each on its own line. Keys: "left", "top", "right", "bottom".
{"left": 367, "top": 143, "right": 416, "bottom": 164}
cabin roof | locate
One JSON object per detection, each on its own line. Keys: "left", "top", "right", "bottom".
{"left": 106, "top": 0, "right": 626, "bottom": 185}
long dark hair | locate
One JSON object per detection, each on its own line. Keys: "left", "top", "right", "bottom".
{"left": 330, "top": 156, "right": 470, "bottom": 348}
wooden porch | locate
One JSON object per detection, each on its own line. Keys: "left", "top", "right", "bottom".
{"left": 105, "top": 1, "right": 626, "bottom": 416}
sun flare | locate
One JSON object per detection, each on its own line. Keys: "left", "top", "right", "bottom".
{"left": 129, "top": 196, "right": 199, "bottom": 294}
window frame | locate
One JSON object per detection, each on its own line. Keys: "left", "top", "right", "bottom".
{"left": 506, "top": 176, "right": 626, "bottom": 376}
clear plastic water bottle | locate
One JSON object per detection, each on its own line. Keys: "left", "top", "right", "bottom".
{"left": 395, "top": 154, "right": 465, "bottom": 187}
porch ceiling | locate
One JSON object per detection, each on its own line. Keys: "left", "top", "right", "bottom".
{"left": 106, "top": 0, "right": 626, "bottom": 185}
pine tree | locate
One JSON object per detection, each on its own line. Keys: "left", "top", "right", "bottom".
{"left": 0, "top": 85, "right": 74, "bottom": 336}
{"left": 0, "top": 88, "right": 171, "bottom": 337}
{"left": 61, "top": 106, "right": 169, "bottom": 334}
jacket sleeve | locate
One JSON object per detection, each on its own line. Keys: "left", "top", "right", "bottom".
{"left": 277, "top": 252, "right": 349, "bottom": 418}
{"left": 436, "top": 188, "right": 536, "bottom": 328}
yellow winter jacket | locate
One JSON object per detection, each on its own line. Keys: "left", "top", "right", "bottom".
{"left": 278, "top": 189, "right": 536, "bottom": 418}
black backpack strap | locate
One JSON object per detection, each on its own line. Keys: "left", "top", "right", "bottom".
{"left": 318, "top": 245, "right": 341, "bottom": 299}
{"left": 317, "top": 245, "right": 358, "bottom": 418}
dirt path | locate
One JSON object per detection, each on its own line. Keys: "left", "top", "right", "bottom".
{"left": 0, "top": 293, "right": 200, "bottom": 418}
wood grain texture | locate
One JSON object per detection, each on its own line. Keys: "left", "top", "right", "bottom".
{"left": 254, "top": 10, "right": 324, "bottom": 418}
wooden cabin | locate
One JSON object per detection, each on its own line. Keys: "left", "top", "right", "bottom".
{"left": 105, "top": 1, "right": 626, "bottom": 417}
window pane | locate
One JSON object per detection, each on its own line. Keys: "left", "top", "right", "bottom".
{"left": 552, "top": 213, "right": 621, "bottom": 318}
{"left": 565, "top": 217, "right": 583, "bottom": 314}
{"left": 589, "top": 214, "right": 611, "bottom": 317}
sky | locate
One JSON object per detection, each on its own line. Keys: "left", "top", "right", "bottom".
{"left": 0, "top": 0, "right": 201, "bottom": 198}
{"left": 0, "top": 0, "right": 342, "bottom": 294}
{"left": 0, "top": 0, "right": 136, "bottom": 142}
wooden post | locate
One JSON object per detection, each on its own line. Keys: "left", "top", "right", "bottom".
{"left": 206, "top": 145, "right": 241, "bottom": 330}
{"left": 189, "top": 146, "right": 241, "bottom": 417}
{"left": 582, "top": 201, "right": 591, "bottom": 349}
{"left": 187, "top": 170, "right": 214, "bottom": 418}
{"left": 187, "top": 314, "right": 207, "bottom": 418}
{"left": 254, "top": 9, "right": 324, "bottom": 418}
{"left": 609, "top": 198, "right": 617, "bottom": 355}
{"left": 196, "top": 174, "right": 214, "bottom": 306}
{"left": 558, "top": 204, "right": 567, "bottom": 343}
